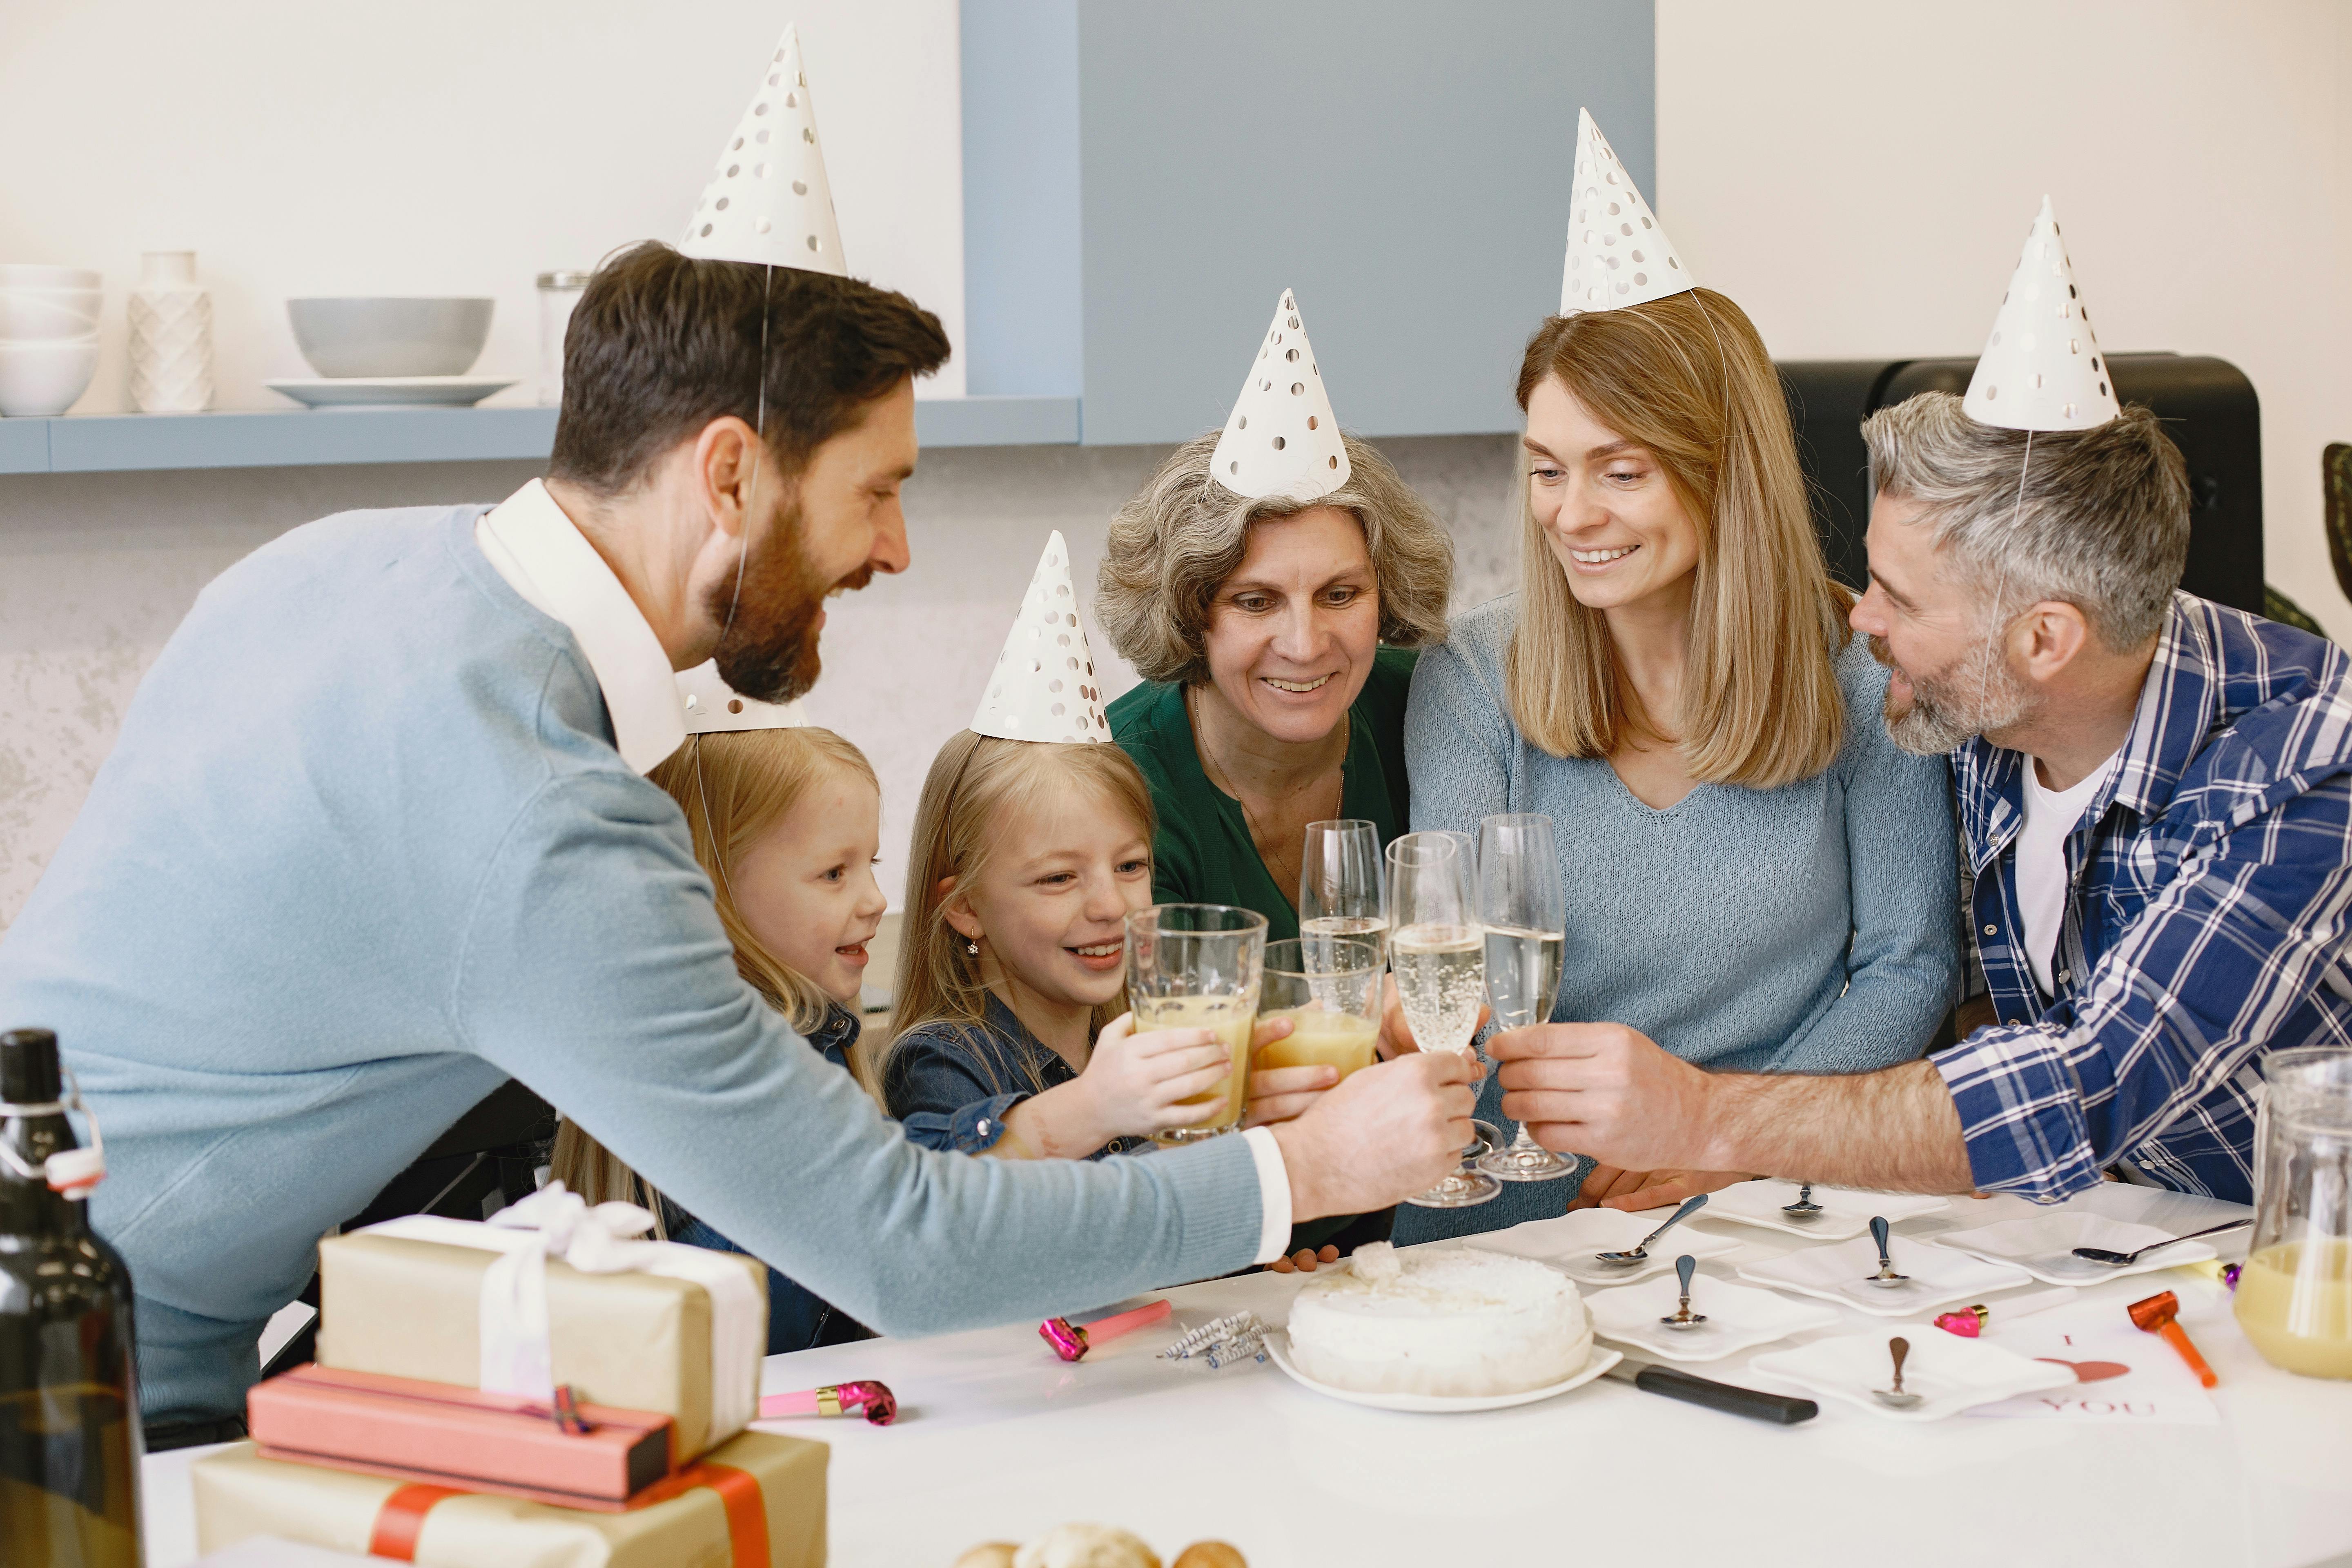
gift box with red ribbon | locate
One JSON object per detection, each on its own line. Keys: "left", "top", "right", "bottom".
{"left": 193, "top": 1428, "right": 826, "bottom": 1568}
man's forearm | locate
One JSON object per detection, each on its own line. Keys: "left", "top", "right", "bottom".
{"left": 1703, "top": 1061, "right": 1976, "bottom": 1194}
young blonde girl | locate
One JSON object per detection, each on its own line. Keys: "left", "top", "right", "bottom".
{"left": 877, "top": 731, "right": 1314, "bottom": 1160}
{"left": 552, "top": 724, "right": 886, "bottom": 1352}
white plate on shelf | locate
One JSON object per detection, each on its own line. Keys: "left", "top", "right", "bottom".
{"left": 1472, "top": 1208, "right": 1742, "bottom": 1286}
{"left": 1264, "top": 1332, "right": 1620, "bottom": 1413}
{"left": 1701, "top": 1180, "right": 1949, "bottom": 1241}
{"left": 1746, "top": 1327, "right": 2077, "bottom": 1422}
{"left": 1737, "top": 1233, "right": 2032, "bottom": 1317}
{"left": 1928, "top": 1213, "right": 2225, "bottom": 1285}
{"left": 1584, "top": 1274, "right": 1840, "bottom": 1363}
{"left": 265, "top": 376, "right": 516, "bottom": 408}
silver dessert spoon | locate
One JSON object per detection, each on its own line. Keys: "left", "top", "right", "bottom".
{"left": 1863, "top": 1215, "right": 1911, "bottom": 1288}
{"left": 1873, "top": 1336, "right": 1922, "bottom": 1409}
{"left": 2070, "top": 1218, "right": 2249, "bottom": 1266}
{"left": 1595, "top": 1192, "right": 1711, "bottom": 1267}
{"left": 1780, "top": 1181, "right": 1824, "bottom": 1219}
{"left": 1659, "top": 1254, "right": 1708, "bottom": 1330}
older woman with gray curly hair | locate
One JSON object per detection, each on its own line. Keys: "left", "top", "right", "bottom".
{"left": 1096, "top": 430, "right": 1454, "bottom": 938}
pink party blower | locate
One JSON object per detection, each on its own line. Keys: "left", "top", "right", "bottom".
{"left": 1040, "top": 1300, "right": 1173, "bottom": 1362}
{"left": 757, "top": 1380, "right": 897, "bottom": 1425}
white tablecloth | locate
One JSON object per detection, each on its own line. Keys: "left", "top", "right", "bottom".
{"left": 142, "top": 1186, "right": 2352, "bottom": 1568}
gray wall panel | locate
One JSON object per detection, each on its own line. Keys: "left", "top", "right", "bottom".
{"left": 1074, "top": 0, "right": 1654, "bottom": 445}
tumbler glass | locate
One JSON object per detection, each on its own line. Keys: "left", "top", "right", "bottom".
{"left": 1128, "top": 904, "right": 1266, "bottom": 1145}
{"left": 1257, "top": 936, "right": 1383, "bottom": 1082}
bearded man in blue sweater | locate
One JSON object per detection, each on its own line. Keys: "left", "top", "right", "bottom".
{"left": 0, "top": 244, "right": 1477, "bottom": 1442}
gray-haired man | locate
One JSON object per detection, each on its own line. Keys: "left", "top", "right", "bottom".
{"left": 1490, "top": 390, "right": 2352, "bottom": 1209}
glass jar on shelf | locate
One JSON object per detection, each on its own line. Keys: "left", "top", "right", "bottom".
{"left": 536, "top": 271, "right": 590, "bottom": 406}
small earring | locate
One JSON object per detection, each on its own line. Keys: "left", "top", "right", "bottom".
{"left": 967, "top": 941, "right": 979, "bottom": 956}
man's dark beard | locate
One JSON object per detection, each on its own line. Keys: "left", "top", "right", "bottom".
{"left": 704, "top": 502, "right": 873, "bottom": 705}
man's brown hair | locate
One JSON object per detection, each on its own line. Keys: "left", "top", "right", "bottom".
{"left": 548, "top": 243, "right": 951, "bottom": 495}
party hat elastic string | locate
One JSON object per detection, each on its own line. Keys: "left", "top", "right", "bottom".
{"left": 723, "top": 260, "right": 774, "bottom": 639}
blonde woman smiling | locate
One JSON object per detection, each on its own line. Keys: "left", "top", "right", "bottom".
{"left": 1400, "top": 290, "right": 1959, "bottom": 1238}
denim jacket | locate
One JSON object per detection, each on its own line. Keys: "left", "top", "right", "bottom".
{"left": 883, "top": 995, "right": 1145, "bottom": 1159}
{"left": 662, "top": 1003, "right": 873, "bottom": 1354}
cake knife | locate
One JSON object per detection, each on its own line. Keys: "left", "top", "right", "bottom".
{"left": 1602, "top": 1355, "right": 1818, "bottom": 1425}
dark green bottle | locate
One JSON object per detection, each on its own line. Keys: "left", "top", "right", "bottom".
{"left": 1, "top": 1027, "right": 142, "bottom": 1567}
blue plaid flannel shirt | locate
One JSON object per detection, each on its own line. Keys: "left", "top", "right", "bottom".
{"left": 1932, "top": 592, "right": 2352, "bottom": 1204}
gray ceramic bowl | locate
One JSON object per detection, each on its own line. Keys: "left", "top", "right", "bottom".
{"left": 287, "top": 297, "right": 494, "bottom": 378}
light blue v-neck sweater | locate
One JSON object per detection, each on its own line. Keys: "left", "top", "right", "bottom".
{"left": 0, "top": 506, "right": 1265, "bottom": 1424}
{"left": 1394, "top": 595, "right": 1960, "bottom": 1241}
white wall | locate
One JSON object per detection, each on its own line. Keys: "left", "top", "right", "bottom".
{"left": 1657, "top": 0, "right": 2352, "bottom": 639}
{"left": 0, "top": 0, "right": 967, "bottom": 406}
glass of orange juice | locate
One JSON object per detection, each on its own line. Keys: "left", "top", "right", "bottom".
{"left": 1129, "top": 904, "right": 1266, "bottom": 1146}
{"left": 1256, "top": 935, "right": 1383, "bottom": 1083}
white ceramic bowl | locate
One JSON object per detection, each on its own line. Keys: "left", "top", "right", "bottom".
{"left": 0, "top": 338, "right": 100, "bottom": 416}
{"left": 287, "top": 297, "right": 493, "bottom": 378}
{"left": 0, "top": 293, "right": 99, "bottom": 341}
{"left": 0, "top": 263, "right": 101, "bottom": 288}
{"left": 2, "top": 285, "right": 102, "bottom": 316}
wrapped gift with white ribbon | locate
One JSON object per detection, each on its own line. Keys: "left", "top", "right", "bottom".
{"left": 314, "top": 1183, "right": 767, "bottom": 1460}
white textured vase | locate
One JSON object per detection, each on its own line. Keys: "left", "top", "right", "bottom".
{"left": 128, "top": 250, "right": 212, "bottom": 413}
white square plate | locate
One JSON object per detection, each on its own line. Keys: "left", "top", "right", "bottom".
{"left": 1747, "top": 1327, "right": 2077, "bottom": 1421}
{"left": 1584, "top": 1274, "right": 1840, "bottom": 1363}
{"left": 1701, "top": 1180, "right": 1949, "bottom": 1241}
{"left": 1737, "top": 1233, "right": 2032, "bottom": 1316}
{"left": 1927, "top": 1213, "right": 2224, "bottom": 1285}
{"left": 1471, "top": 1208, "right": 1743, "bottom": 1286}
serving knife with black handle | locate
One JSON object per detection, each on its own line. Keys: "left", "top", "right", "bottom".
{"left": 1602, "top": 1354, "right": 1818, "bottom": 1424}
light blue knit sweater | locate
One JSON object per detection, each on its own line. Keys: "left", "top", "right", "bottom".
{"left": 0, "top": 506, "right": 1266, "bottom": 1424}
{"left": 1394, "top": 595, "right": 1960, "bottom": 1241}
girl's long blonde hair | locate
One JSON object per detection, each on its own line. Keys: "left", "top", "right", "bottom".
{"left": 550, "top": 726, "right": 878, "bottom": 1231}
{"left": 873, "top": 731, "right": 1155, "bottom": 1111}
{"left": 1506, "top": 288, "right": 1851, "bottom": 788}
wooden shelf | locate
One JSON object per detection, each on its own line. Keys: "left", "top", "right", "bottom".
{"left": 0, "top": 395, "right": 1080, "bottom": 477}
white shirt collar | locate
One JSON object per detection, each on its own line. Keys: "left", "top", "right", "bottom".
{"left": 474, "top": 480, "right": 687, "bottom": 775}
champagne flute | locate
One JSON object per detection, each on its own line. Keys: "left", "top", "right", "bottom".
{"left": 1298, "top": 820, "right": 1387, "bottom": 947}
{"left": 1474, "top": 813, "right": 1574, "bottom": 1181}
{"left": 1127, "top": 904, "right": 1267, "bottom": 1146}
{"left": 1385, "top": 833, "right": 1500, "bottom": 1207}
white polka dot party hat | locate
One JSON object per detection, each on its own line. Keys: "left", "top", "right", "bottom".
{"left": 1559, "top": 108, "right": 1693, "bottom": 314}
{"left": 1962, "top": 197, "right": 2120, "bottom": 432}
{"left": 676, "top": 659, "right": 806, "bottom": 735}
{"left": 1209, "top": 289, "right": 1351, "bottom": 503}
{"left": 678, "top": 23, "right": 847, "bottom": 276}
{"left": 970, "top": 531, "right": 1110, "bottom": 744}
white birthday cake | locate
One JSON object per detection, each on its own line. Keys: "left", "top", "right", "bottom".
{"left": 1284, "top": 1242, "right": 1591, "bottom": 1397}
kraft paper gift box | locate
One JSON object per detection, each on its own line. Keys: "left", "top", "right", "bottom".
{"left": 316, "top": 1216, "right": 766, "bottom": 1461}
{"left": 194, "top": 1429, "right": 826, "bottom": 1568}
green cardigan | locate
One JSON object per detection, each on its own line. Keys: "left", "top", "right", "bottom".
{"left": 1107, "top": 646, "right": 1418, "bottom": 939}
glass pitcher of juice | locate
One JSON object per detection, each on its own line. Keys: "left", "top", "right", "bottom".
{"left": 2234, "top": 1046, "right": 2352, "bottom": 1378}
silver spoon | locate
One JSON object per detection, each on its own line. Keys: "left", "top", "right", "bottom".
{"left": 1780, "top": 1182, "right": 1824, "bottom": 1219}
{"left": 1595, "top": 1192, "right": 1711, "bottom": 1267}
{"left": 1659, "top": 1254, "right": 1708, "bottom": 1330}
{"left": 2070, "top": 1218, "right": 2250, "bottom": 1266}
{"left": 1873, "top": 1336, "right": 1922, "bottom": 1409}
{"left": 1863, "top": 1215, "right": 1911, "bottom": 1288}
